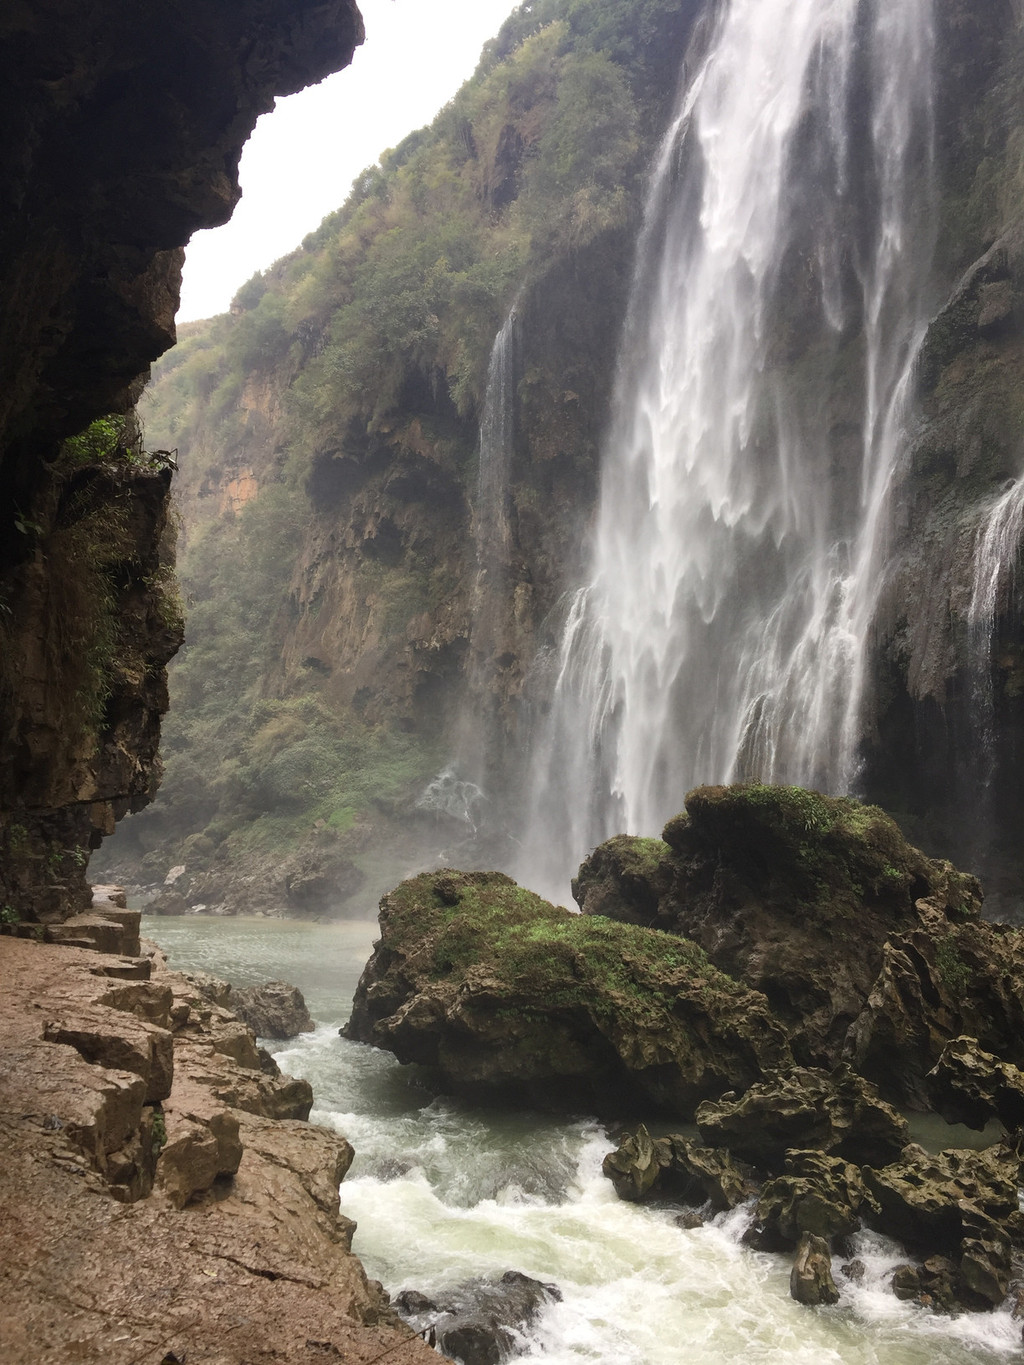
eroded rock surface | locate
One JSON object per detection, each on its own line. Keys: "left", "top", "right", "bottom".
{"left": 0, "top": 933, "right": 435, "bottom": 1365}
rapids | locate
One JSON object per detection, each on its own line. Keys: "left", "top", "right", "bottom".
{"left": 150, "top": 914, "right": 1023, "bottom": 1365}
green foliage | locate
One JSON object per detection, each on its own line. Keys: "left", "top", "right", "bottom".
{"left": 936, "top": 933, "right": 972, "bottom": 994}
{"left": 0, "top": 905, "right": 19, "bottom": 926}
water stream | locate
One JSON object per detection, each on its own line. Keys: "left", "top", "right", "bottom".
{"left": 150, "top": 915, "right": 1022, "bottom": 1365}
{"left": 516, "top": 0, "right": 937, "bottom": 902}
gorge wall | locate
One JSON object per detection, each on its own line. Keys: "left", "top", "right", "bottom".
{"left": 106, "top": 0, "right": 1024, "bottom": 919}
{"left": 0, "top": 0, "right": 363, "bottom": 921}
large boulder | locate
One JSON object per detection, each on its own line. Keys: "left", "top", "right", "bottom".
{"left": 862, "top": 1141, "right": 1024, "bottom": 1308}
{"left": 575, "top": 784, "right": 982, "bottom": 1070}
{"left": 231, "top": 982, "right": 315, "bottom": 1040}
{"left": 694, "top": 1066, "right": 909, "bottom": 1171}
{"left": 185, "top": 974, "right": 315, "bottom": 1040}
{"left": 756, "top": 1150, "right": 874, "bottom": 1244}
{"left": 344, "top": 869, "right": 792, "bottom": 1118}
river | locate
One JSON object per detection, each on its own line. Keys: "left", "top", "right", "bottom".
{"left": 147, "top": 913, "right": 1023, "bottom": 1364}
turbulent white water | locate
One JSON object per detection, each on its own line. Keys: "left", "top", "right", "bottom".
{"left": 152, "top": 915, "right": 1023, "bottom": 1365}
{"left": 517, "top": 0, "right": 937, "bottom": 901}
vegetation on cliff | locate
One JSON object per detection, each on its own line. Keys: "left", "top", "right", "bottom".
{"left": 104, "top": 0, "right": 703, "bottom": 908}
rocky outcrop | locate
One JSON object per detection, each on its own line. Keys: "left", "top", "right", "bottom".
{"left": 862, "top": 1142, "right": 1024, "bottom": 1309}
{"left": 926, "top": 1036, "right": 1024, "bottom": 1130}
{"left": 572, "top": 785, "right": 1024, "bottom": 1106}
{"left": 0, "top": 0, "right": 364, "bottom": 922}
{"left": 694, "top": 1066, "right": 909, "bottom": 1171}
{"left": 602, "top": 1124, "right": 757, "bottom": 1211}
{"left": 0, "top": 928, "right": 435, "bottom": 1364}
{"left": 344, "top": 868, "right": 792, "bottom": 1117}
{"left": 188, "top": 972, "right": 317, "bottom": 1039}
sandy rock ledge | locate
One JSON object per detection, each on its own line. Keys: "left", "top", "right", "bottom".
{"left": 0, "top": 918, "right": 435, "bottom": 1365}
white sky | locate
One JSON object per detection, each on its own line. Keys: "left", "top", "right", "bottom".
{"left": 178, "top": 0, "right": 521, "bottom": 323}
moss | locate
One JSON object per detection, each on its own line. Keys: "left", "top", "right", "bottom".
{"left": 681, "top": 784, "right": 940, "bottom": 917}
{"left": 935, "top": 933, "right": 972, "bottom": 994}
{"left": 390, "top": 868, "right": 733, "bottom": 1030}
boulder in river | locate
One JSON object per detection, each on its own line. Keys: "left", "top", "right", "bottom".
{"left": 394, "top": 1270, "right": 561, "bottom": 1365}
{"left": 575, "top": 784, "right": 982, "bottom": 1070}
{"left": 790, "top": 1232, "right": 840, "bottom": 1307}
{"left": 862, "top": 1140, "right": 1023, "bottom": 1309}
{"left": 602, "top": 1124, "right": 757, "bottom": 1210}
{"left": 343, "top": 869, "right": 791, "bottom": 1119}
{"left": 185, "top": 973, "right": 315, "bottom": 1039}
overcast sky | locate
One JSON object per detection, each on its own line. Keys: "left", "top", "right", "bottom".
{"left": 177, "top": 0, "right": 521, "bottom": 322}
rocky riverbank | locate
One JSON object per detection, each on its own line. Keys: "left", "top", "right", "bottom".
{"left": 0, "top": 893, "right": 435, "bottom": 1365}
{"left": 347, "top": 784, "right": 1024, "bottom": 1321}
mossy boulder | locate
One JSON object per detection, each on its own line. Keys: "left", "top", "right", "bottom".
{"left": 571, "top": 835, "right": 673, "bottom": 924}
{"left": 343, "top": 869, "right": 791, "bottom": 1117}
{"left": 576, "top": 784, "right": 983, "bottom": 1071}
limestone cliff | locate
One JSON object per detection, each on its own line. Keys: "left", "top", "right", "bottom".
{"left": 0, "top": 0, "right": 363, "bottom": 921}
{"left": 106, "top": 0, "right": 1024, "bottom": 917}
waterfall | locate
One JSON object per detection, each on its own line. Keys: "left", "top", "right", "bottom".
{"left": 517, "top": 0, "right": 936, "bottom": 902}
{"left": 419, "top": 304, "right": 520, "bottom": 843}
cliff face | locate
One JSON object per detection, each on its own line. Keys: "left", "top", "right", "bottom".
{"left": 0, "top": 0, "right": 364, "bottom": 921}
{"left": 100, "top": 0, "right": 700, "bottom": 912}
{"left": 861, "top": 0, "right": 1024, "bottom": 907}
{"left": 107, "top": 0, "right": 1024, "bottom": 917}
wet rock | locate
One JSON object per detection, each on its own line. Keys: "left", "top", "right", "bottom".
{"left": 694, "top": 1065, "right": 908, "bottom": 1171}
{"left": 790, "top": 1233, "right": 840, "bottom": 1306}
{"left": 840, "top": 1259, "right": 866, "bottom": 1284}
{"left": 602, "top": 1125, "right": 757, "bottom": 1210}
{"left": 891, "top": 1264, "right": 921, "bottom": 1300}
{"left": 926, "top": 1035, "right": 1024, "bottom": 1131}
{"left": 345, "top": 870, "right": 791, "bottom": 1120}
{"left": 395, "top": 1270, "right": 561, "bottom": 1365}
{"left": 676, "top": 1210, "right": 705, "bottom": 1229}
{"left": 602, "top": 1123, "right": 669, "bottom": 1201}
{"left": 757, "top": 1150, "right": 873, "bottom": 1243}
{"left": 862, "top": 1142, "right": 1020, "bottom": 1308}
{"left": 231, "top": 981, "right": 315, "bottom": 1039}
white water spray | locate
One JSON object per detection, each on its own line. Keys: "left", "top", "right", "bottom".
{"left": 518, "top": 0, "right": 937, "bottom": 900}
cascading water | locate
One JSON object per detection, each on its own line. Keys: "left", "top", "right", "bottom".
{"left": 517, "top": 0, "right": 938, "bottom": 901}
{"left": 418, "top": 304, "right": 520, "bottom": 848}
{"left": 152, "top": 915, "right": 1023, "bottom": 1365}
